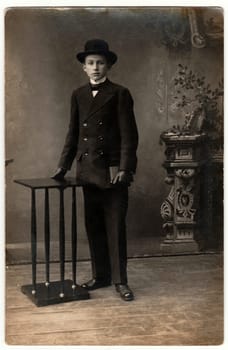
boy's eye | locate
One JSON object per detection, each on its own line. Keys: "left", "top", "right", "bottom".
{"left": 87, "top": 61, "right": 105, "bottom": 65}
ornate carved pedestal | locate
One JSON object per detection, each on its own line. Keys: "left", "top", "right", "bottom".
{"left": 160, "top": 133, "right": 206, "bottom": 253}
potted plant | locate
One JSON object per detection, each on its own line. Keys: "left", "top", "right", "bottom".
{"left": 168, "top": 64, "right": 224, "bottom": 151}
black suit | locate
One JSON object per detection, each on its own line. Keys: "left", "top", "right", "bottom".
{"left": 58, "top": 79, "right": 138, "bottom": 283}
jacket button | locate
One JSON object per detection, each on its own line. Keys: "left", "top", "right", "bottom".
{"left": 98, "top": 121, "right": 103, "bottom": 126}
{"left": 99, "top": 150, "right": 104, "bottom": 156}
{"left": 84, "top": 152, "right": 89, "bottom": 156}
{"left": 98, "top": 136, "right": 104, "bottom": 141}
{"left": 83, "top": 137, "right": 88, "bottom": 141}
{"left": 83, "top": 122, "right": 88, "bottom": 127}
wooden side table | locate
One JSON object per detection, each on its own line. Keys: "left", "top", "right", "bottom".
{"left": 14, "top": 177, "right": 90, "bottom": 306}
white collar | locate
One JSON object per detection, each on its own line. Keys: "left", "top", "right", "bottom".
{"left": 90, "top": 76, "right": 107, "bottom": 85}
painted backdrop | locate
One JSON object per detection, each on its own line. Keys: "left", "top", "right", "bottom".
{"left": 5, "top": 7, "right": 223, "bottom": 263}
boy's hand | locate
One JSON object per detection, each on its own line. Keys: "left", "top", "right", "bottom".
{"left": 51, "top": 168, "right": 67, "bottom": 180}
{"left": 111, "top": 170, "right": 133, "bottom": 185}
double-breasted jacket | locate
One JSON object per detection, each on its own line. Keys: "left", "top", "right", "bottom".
{"left": 58, "top": 79, "right": 138, "bottom": 188}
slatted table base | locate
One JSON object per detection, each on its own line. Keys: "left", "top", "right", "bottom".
{"left": 14, "top": 177, "right": 90, "bottom": 306}
{"left": 21, "top": 280, "right": 89, "bottom": 307}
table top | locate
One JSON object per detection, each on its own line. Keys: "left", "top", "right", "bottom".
{"left": 14, "top": 177, "right": 80, "bottom": 189}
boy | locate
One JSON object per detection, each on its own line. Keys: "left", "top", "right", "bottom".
{"left": 52, "top": 39, "right": 138, "bottom": 301}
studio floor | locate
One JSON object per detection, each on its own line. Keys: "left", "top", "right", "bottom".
{"left": 5, "top": 254, "right": 223, "bottom": 346}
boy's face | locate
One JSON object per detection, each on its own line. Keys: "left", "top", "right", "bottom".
{"left": 83, "top": 54, "right": 110, "bottom": 81}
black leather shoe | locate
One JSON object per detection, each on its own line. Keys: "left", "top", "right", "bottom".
{"left": 115, "top": 284, "right": 134, "bottom": 301}
{"left": 81, "top": 278, "right": 111, "bottom": 290}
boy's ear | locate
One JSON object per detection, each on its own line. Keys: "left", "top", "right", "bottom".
{"left": 82, "top": 64, "right": 86, "bottom": 72}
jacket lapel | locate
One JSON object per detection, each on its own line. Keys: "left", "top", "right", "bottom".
{"left": 81, "top": 80, "right": 115, "bottom": 121}
{"left": 77, "top": 84, "right": 94, "bottom": 118}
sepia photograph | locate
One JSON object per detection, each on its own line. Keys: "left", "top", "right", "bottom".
{"left": 5, "top": 5, "right": 224, "bottom": 346}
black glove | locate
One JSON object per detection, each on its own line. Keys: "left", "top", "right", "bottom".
{"left": 51, "top": 168, "right": 67, "bottom": 180}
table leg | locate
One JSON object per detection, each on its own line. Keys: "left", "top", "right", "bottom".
{"left": 59, "top": 188, "right": 65, "bottom": 297}
{"left": 44, "top": 188, "right": 50, "bottom": 286}
{"left": 31, "top": 189, "right": 37, "bottom": 294}
{"left": 71, "top": 187, "right": 77, "bottom": 288}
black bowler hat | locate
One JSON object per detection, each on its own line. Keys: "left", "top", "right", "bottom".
{"left": 77, "top": 39, "right": 117, "bottom": 65}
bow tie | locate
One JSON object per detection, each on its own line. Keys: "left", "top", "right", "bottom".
{"left": 90, "top": 82, "right": 106, "bottom": 91}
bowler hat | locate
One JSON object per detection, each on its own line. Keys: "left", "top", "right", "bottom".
{"left": 77, "top": 39, "right": 117, "bottom": 65}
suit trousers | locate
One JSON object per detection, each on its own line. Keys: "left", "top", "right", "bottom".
{"left": 83, "top": 184, "right": 129, "bottom": 284}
